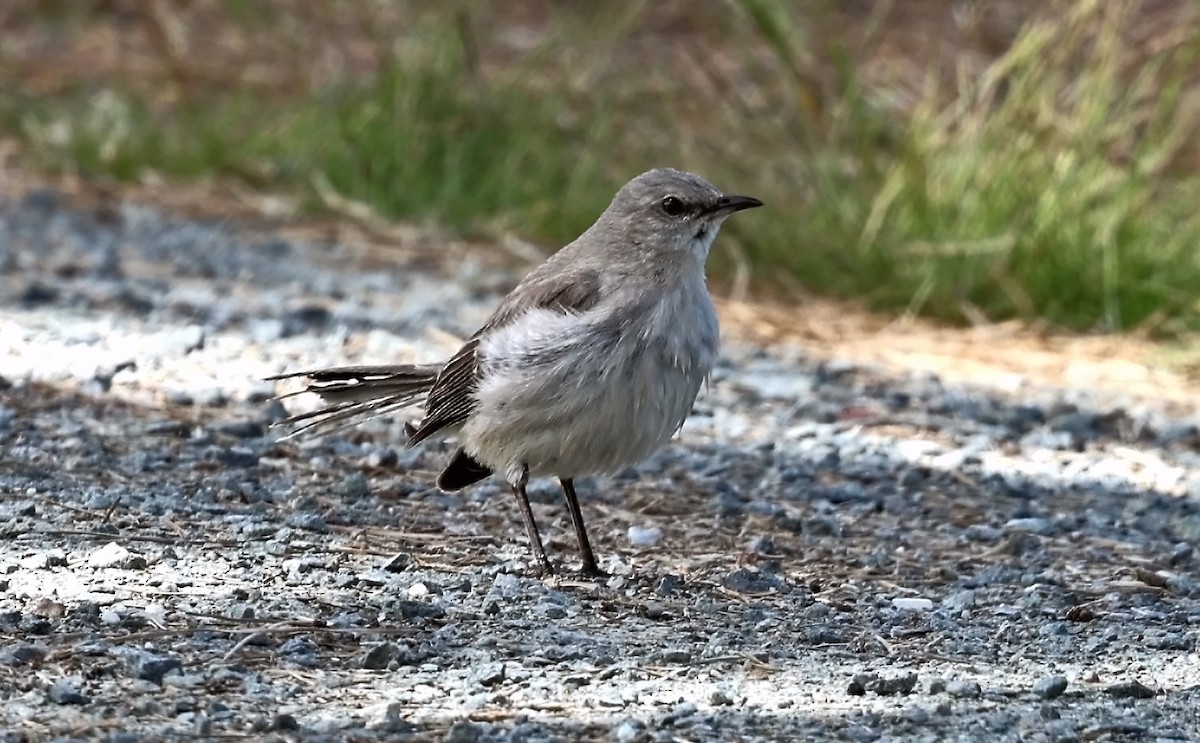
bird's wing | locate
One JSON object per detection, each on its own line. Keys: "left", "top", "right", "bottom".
{"left": 406, "top": 268, "right": 603, "bottom": 446}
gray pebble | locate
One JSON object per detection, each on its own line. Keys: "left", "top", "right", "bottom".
{"left": 654, "top": 574, "right": 683, "bottom": 596}
{"left": 1004, "top": 517, "right": 1056, "bottom": 535}
{"left": 0, "top": 643, "right": 48, "bottom": 666}
{"left": 659, "top": 649, "right": 691, "bottom": 664}
{"left": 1032, "top": 675, "right": 1068, "bottom": 699}
{"left": 445, "top": 720, "right": 485, "bottom": 743}
{"left": 662, "top": 701, "right": 697, "bottom": 724}
{"left": 865, "top": 672, "right": 919, "bottom": 696}
{"left": 470, "top": 662, "right": 506, "bottom": 687}
{"left": 271, "top": 713, "right": 300, "bottom": 731}
{"left": 612, "top": 718, "right": 647, "bottom": 743}
{"left": 903, "top": 704, "right": 930, "bottom": 723}
{"left": 133, "top": 655, "right": 183, "bottom": 685}
{"left": 334, "top": 472, "right": 370, "bottom": 499}
{"left": 285, "top": 512, "right": 329, "bottom": 533}
{"left": 48, "top": 678, "right": 89, "bottom": 705}
{"left": 722, "top": 567, "right": 783, "bottom": 595}
{"left": 361, "top": 642, "right": 399, "bottom": 670}
{"left": 20, "top": 551, "right": 67, "bottom": 570}
{"left": 366, "top": 701, "right": 414, "bottom": 733}
{"left": 1104, "top": 680, "right": 1157, "bottom": 699}
{"left": 946, "top": 679, "right": 981, "bottom": 698}
{"left": 384, "top": 552, "right": 414, "bottom": 572}
{"left": 204, "top": 445, "right": 258, "bottom": 468}
{"left": 710, "top": 690, "right": 733, "bottom": 706}
{"left": 365, "top": 446, "right": 400, "bottom": 468}
{"left": 87, "top": 541, "right": 132, "bottom": 568}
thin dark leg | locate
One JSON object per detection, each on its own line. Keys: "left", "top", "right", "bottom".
{"left": 560, "top": 478, "right": 603, "bottom": 577}
{"left": 510, "top": 466, "right": 553, "bottom": 575}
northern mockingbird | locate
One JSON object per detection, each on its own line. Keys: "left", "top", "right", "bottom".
{"left": 271, "top": 168, "right": 762, "bottom": 575}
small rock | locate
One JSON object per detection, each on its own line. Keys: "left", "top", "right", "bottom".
{"left": 0, "top": 643, "right": 47, "bottom": 666}
{"left": 444, "top": 720, "right": 484, "bottom": 743}
{"left": 963, "top": 524, "right": 1003, "bottom": 543}
{"left": 366, "top": 701, "right": 414, "bottom": 733}
{"left": 406, "top": 581, "right": 430, "bottom": 598}
{"left": 361, "top": 642, "right": 399, "bottom": 670}
{"left": 88, "top": 542, "right": 131, "bottom": 568}
{"left": 946, "top": 679, "right": 982, "bottom": 698}
{"left": 847, "top": 675, "right": 869, "bottom": 696}
{"left": 721, "top": 567, "right": 783, "bottom": 595}
{"left": 271, "top": 713, "right": 300, "bottom": 731}
{"left": 285, "top": 512, "right": 328, "bottom": 533}
{"left": 1049, "top": 411, "right": 1101, "bottom": 438}
{"left": 1032, "top": 675, "right": 1068, "bottom": 699}
{"left": 654, "top": 574, "right": 683, "bottom": 596}
{"left": 891, "top": 597, "right": 933, "bottom": 612}
{"left": 866, "top": 672, "right": 919, "bottom": 696}
{"left": 334, "top": 472, "right": 369, "bottom": 499}
{"left": 134, "top": 655, "right": 184, "bottom": 685}
{"left": 1004, "top": 517, "right": 1055, "bottom": 535}
{"left": 49, "top": 679, "right": 89, "bottom": 705}
{"left": 384, "top": 552, "right": 414, "bottom": 572}
{"left": 1105, "top": 680, "right": 1157, "bottom": 699}
{"left": 228, "top": 603, "right": 256, "bottom": 621}
{"left": 660, "top": 649, "right": 691, "bottom": 664}
{"left": 20, "top": 281, "right": 59, "bottom": 306}
{"left": 20, "top": 551, "right": 67, "bottom": 570}
{"left": 709, "top": 690, "right": 734, "bottom": 706}
{"left": 664, "top": 701, "right": 697, "bottom": 724}
{"left": 365, "top": 447, "right": 399, "bottom": 468}
{"left": 903, "top": 704, "right": 930, "bottom": 724}
{"left": 612, "top": 718, "right": 646, "bottom": 743}
{"left": 166, "top": 390, "right": 195, "bottom": 406}
{"left": 1168, "top": 541, "right": 1193, "bottom": 567}
{"left": 470, "top": 662, "right": 505, "bottom": 687}
{"left": 627, "top": 525, "right": 663, "bottom": 548}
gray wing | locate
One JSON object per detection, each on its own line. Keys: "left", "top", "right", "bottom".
{"left": 406, "top": 268, "right": 603, "bottom": 446}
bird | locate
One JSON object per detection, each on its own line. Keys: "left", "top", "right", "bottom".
{"left": 269, "top": 168, "right": 762, "bottom": 576}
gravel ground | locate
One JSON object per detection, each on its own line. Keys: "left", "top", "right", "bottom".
{"left": 2, "top": 187, "right": 1199, "bottom": 742}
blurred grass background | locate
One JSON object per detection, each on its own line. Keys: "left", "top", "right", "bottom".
{"left": 2, "top": 0, "right": 1200, "bottom": 335}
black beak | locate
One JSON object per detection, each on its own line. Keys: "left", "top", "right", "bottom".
{"left": 707, "top": 194, "right": 763, "bottom": 216}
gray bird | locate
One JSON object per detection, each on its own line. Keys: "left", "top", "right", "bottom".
{"left": 271, "top": 168, "right": 762, "bottom": 575}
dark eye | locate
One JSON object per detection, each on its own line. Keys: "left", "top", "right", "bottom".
{"left": 660, "top": 195, "right": 686, "bottom": 217}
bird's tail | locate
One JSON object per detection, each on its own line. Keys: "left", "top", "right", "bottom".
{"left": 267, "top": 364, "right": 440, "bottom": 440}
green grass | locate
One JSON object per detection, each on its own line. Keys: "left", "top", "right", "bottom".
{"left": 6, "top": 1, "right": 1200, "bottom": 335}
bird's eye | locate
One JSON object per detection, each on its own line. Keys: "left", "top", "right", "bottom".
{"left": 660, "top": 195, "right": 686, "bottom": 217}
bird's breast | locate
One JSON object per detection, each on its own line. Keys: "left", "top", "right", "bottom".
{"left": 464, "top": 275, "right": 719, "bottom": 480}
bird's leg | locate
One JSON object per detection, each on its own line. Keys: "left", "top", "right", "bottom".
{"left": 559, "top": 478, "right": 603, "bottom": 577}
{"left": 510, "top": 465, "right": 554, "bottom": 576}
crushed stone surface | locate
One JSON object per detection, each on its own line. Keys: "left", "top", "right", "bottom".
{"left": 1, "top": 188, "right": 1199, "bottom": 742}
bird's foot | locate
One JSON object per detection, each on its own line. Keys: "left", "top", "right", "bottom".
{"left": 577, "top": 561, "right": 607, "bottom": 580}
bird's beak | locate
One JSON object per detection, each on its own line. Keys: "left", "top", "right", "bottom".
{"left": 706, "top": 194, "right": 763, "bottom": 216}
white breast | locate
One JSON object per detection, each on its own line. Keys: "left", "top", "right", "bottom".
{"left": 462, "top": 274, "right": 718, "bottom": 485}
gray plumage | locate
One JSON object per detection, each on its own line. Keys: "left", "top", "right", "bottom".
{"left": 270, "top": 168, "right": 762, "bottom": 575}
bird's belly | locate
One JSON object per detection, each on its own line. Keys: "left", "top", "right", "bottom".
{"left": 461, "top": 330, "right": 710, "bottom": 482}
